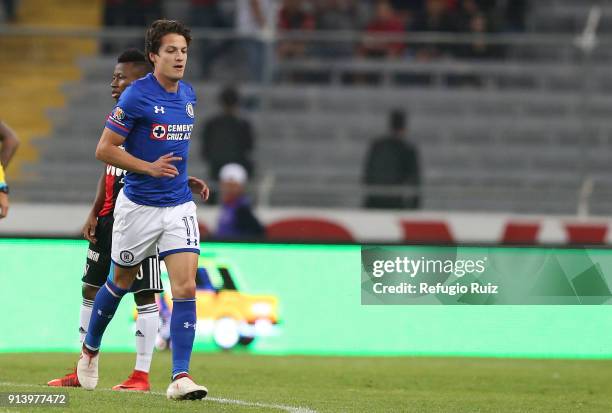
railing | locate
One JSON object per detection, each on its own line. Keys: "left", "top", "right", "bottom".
{"left": 240, "top": 175, "right": 612, "bottom": 215}
{"left": 3, "top": 13, "right": 609, "bottom": 215}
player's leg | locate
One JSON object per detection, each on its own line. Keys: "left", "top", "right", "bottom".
{"left": 46, "top": 284, "right": 98, "bottom": 388}
{"left": 78, "top": 263, "right": 140, "bottom": 390}
{"left": 156, "top": 291, "right": 172, "bottom": 350}
{"left": 163, "top": 251, "right": 207, "bottom": 400}
{"left": 78, "top": 215, "right": 115, "bottom": 345}
{"left": 48, "top": 219, "right": 112, "bottom": 388}
{"left": 80, "top": 285, "right": 99, "bottom": 342}
{"left": 165, "top": 251, "right": 198, "bottom": 378}
{"left": 84, "top": 263, "right": 140, "bottom": 351}
{"left": 113, "top": 256, "right": 162, "bottom": 392}
{"left": 158, "top": 200, "right": 207, "bottom": 400}
{"left": 77, "top": 191, "right": 161, "bottom": 390}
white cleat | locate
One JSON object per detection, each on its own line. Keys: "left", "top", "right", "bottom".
{"left": 76, "top": 348, "right": 99, "bottom": 390}
{"left": 166, "top": 376, "right": 208, "bottom": 400}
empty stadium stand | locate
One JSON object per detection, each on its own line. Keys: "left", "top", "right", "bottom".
{"left": 10, "top": 0, "right": 612, "bottom": 215}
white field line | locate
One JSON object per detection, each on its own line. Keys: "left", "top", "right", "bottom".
{"left": 0, "top": 382, "right": 317, "bottom": 413}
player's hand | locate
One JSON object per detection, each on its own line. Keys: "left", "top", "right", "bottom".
{"left": 82, "top": 213, "right": 98, "bottom": 243}
{"left": 188, "top": 176, "right": 210, "bottom": 202}
{"left": 0, "top": 192, "right": 8, "bottom": 219}
{"left": 149, "top": 153, "right": 182, "bottom": 178}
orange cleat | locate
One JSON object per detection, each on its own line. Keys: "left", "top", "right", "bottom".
{"left": 47, "top": 369, "right": 80, "bottom": 387}
{"left": 112, "top": 370, "right": 150, "bottom": 392}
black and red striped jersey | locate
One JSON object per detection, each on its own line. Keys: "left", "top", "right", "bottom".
{"left": 98, "top": 164, "right": 126, "bottom": 217}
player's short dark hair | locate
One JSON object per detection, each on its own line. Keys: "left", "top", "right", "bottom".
{"left": 219, "top": 86, "right": 239, "bottom": 107}
{"left": 117, "top": 48, "right": 147, "bottom": 64}
{"left": 145, "top": 19, "right": 192, "bottom": 66}
{"left": 389, "top": 109, "right": 407, "bottom": 132}
{"left": 116, "top": 48, "right": 151, "bottom": 76}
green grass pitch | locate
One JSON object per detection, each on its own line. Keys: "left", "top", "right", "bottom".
{"left": 0, "top": 353, "right": 611, "bottom": 412}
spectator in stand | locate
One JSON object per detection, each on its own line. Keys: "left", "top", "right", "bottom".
{"left": 102, "top": 0, "right": 127, "bottom": 53}
{"left": 277, "top": 0, "right": 316, "bottom": 59}
{"left": 409, "top": 0, "right": 462, "bottom": 60}
{"left": 390, "top": 0, "right": 423, "bottom": 24}
{"left": 456, "top": 12, "right": 502, "bottom": 59}
{"left": 214, "top": 163, "right": 265, "bottom": 240}
{"left": 201, "top": 86, "right": 255, "bottom": 194}
{"left": 360, "top": 0, "right": 406, "bottom": 59}
{"left": 502, "top": 0, "right": 528, "bottom": 32}
{"left": 460, "top": 0, "right": 496, "bottom": 16}
{"left": 135, "top": 0, "right": 163, "bottom": 26}
{"left": 362, "top": 110, "right": 420, "bottom": 210}
{"left": 102, "top": 0, "right": 162, "bottom": 53}
{"left": 410, "top": 0, "right": 461, "bottom": 32}
{"left": 190, "top": 0, "right": 227, "bottom": 28}
{"left": 314, "top": 0, "right": 359, "bottom": 58}
{"left": 457, "top": 0, "right": 497, "bottom": 28}
{"left": 315, "top": 0, "right": 359, "bottom": 31}
{"left": 102, "top": 1, "right": 161, "bottom": 28}
{"left": 2, "top": 0, "right": 16, "bottom": 23}
{"left": 236, "top": 0, "right": 278, "bottom": 82}
{"left": 190, "top": 0, "right": 232, "bottom": 78}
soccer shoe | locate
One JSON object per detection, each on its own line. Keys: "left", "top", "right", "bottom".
{"left": 47, "top": 368, "right": 80, "bottom": 387}
{"left": 112, "top": 370, "right": 150, "bottom": 392}
{"left": 76, "top": 346, "right": 99, "bottom": 390}
{"left": 166, "top": 375, "right": 208, "bottom": 400}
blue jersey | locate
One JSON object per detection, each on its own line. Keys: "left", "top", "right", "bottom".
{"left": 105, "top": 73, "right": 197, "bottom": 207}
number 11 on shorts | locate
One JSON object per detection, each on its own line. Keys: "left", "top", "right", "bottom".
{"left": 182, "top": 216, "right": 199, "bottom": 246}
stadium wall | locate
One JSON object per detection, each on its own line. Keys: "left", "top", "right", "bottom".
{"left": 2, "top": 203, "right": 612, "bottom": 244}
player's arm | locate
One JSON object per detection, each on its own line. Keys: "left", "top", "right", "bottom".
{"left": 95, "top": 127, "right": 181, "bottom": 178}
{"left": 90, "top": 170, "right": 106, "bottom": 216}
{"left": 82, "top": 171, "right": 106, "bottom": 243}
{"left": 250, "top": 0, "right": 265, "bottom": 28}
{"left": 0, "top": 120, "right": 20, "bottom": 168}
{"left": 0, "top": 163, "right": 8, "bottom": 219}
{"left": 188, "top": 176, "right": 210, "bottom": 202}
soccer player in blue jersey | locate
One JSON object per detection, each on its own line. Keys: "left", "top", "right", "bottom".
{"left": 48, "top": 49, "right": 161, "bottom": 392}
{"left": 76, "top": 20, "right": 210, "bottom": 400}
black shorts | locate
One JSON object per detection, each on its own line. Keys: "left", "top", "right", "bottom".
{"left": 81, "top": 214, "right": 163, "bottom": 293}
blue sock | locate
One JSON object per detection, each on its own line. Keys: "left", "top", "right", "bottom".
{"left": 170, "top": 298, "right": 196, "bottom": 379}
{"left": 84, "top": 276, "right": 128, "bottom": 351}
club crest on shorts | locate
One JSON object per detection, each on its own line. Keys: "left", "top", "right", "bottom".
{"left": 120, "top": 250, "right": 134, "bottom": 263}
{"left": 186, "top": 102, "right": 194, "bottom": 118}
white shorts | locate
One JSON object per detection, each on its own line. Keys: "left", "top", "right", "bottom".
{"left": 111, "top": 189, "right": 200, "bottom": 267}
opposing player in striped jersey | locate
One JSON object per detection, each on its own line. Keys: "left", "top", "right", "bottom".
{"left": 48, "top": 49, "right": 162, "bottom": 391}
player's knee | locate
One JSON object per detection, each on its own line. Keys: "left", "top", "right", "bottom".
{"left": 113, "top": 275, "right": 132, "bottom": 289}
{"left": 173, "top": 280, "right": 196, "bottom": 299}
{"left": 134, "top": 291, "right": 156, "bottom": 306}
{"left": 82, "top": 284, "right": 100, "bottom": 300}
{"left": 112, "top": 265, "right": 138, "bottom": 289}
